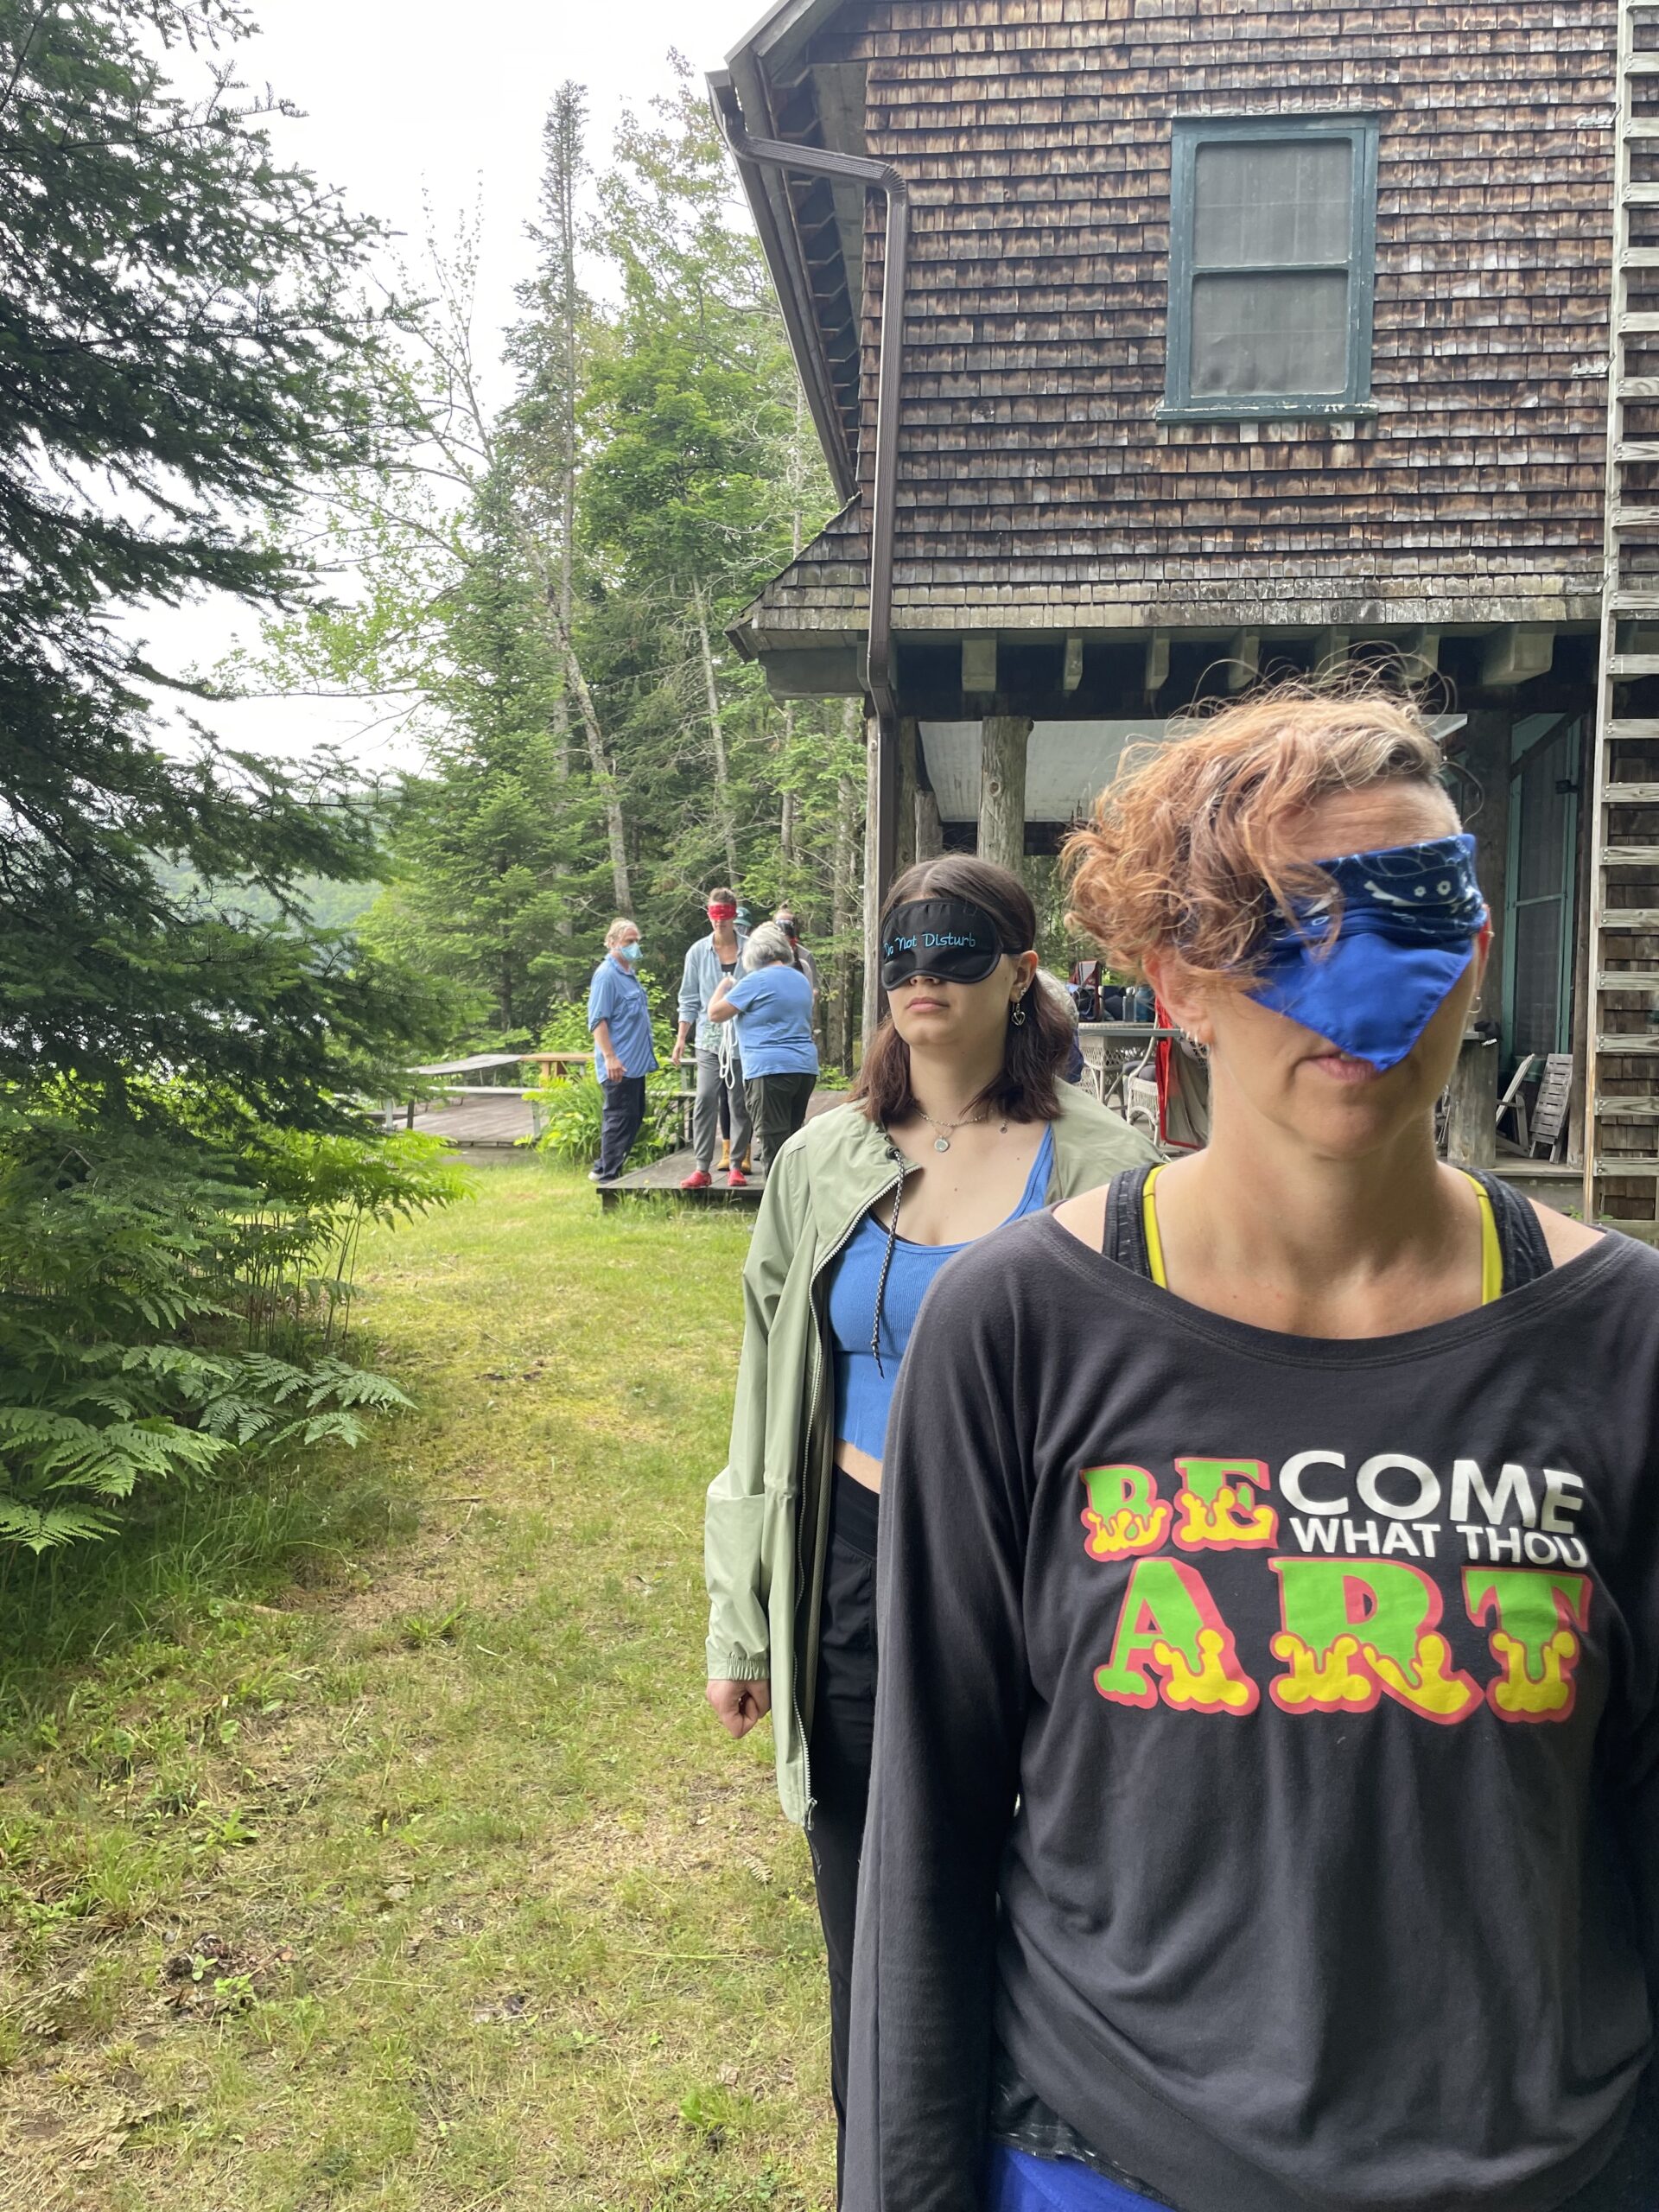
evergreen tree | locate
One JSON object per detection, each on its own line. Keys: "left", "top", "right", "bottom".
{"left": 0, "top": 0, "right": 444, "bottom": 1122}
{"left": 575, "top": 69, "right": 803, "bottom": 892}
{"left": 509, "top": 83, "right": 632, "bottom": 915}
{"left": 356, "top": 476, "right": 591, "bottom": 1039}
{"left": 576, "top": 67, "right": 857, "bottom": 1004}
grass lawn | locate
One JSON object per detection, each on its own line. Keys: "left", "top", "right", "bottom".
{"left": 0, "top": 1162, "right": 834, "bottom": 2210}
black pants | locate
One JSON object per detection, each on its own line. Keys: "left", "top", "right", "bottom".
{"left": 597, "top": 1075, "right": 647, "bottom": 1179}
{"left": 745, "top": 1070, "right": 817, "bottom": 1170}
{"left": 807, "top": 1468, "right": 880, "bottom": 2204}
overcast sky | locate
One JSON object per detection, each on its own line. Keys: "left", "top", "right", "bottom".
{"left": 149, "top": 0, "right": 754, "bottom": 765}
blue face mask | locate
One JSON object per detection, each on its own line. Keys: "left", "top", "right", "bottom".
{"left": 1247, "top": 834, "right": 1487, "bottom": 1072}
{"left": 617, "top": 940, "right": 642, "bottom": 965}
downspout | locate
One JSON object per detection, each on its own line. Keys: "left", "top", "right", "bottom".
{"left": 708, "top": 73, "right": 909, "bottom": 904}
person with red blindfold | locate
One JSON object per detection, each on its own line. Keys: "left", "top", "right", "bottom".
{"left": 672, "top": 887, "right": 753, "bottom": 1190}
{"left": 842, "top": 690, "right": 1659, "bottom": 2212}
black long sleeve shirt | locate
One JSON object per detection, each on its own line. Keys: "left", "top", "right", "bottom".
{"left": 844, "top": 1212, "right": 1659, "bottom": 2212}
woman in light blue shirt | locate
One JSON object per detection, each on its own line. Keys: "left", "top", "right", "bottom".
{"left": 709, "top": 921, "right": 818, "bottom": 1170}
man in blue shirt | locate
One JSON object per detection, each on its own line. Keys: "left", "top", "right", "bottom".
{"left": 587, "top": 917, "right": 658, "bottom": 1184}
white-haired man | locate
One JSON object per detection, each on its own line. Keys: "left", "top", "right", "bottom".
{"left": 587, "top": 917, "right": 658, "bottom": 1185}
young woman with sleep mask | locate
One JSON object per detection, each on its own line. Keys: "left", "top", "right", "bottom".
{"left": 702, "top": 855, "right": 1154, "bottom": 2201}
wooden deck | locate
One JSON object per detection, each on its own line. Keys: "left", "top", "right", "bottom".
{"left": 405, "top": 1094, "right": 535, "bottom": 1151}
{"left": 396, "top": 1052, "right": 589, "bottom": 1153}
{"left": 598, "top": 1092, "right": 850, "bottom": 1210}
{"left": 599, "top": 1148, "right": 765, "bottom": 1210}
{"left": 398, "top": 1084, "right": 851, "bottom": 1185}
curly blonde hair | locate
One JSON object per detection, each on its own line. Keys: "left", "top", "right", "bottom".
{"left": 1063, "top": 686, "right": 1451, "bottom": 986}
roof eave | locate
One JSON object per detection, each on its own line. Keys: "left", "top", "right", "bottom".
{"left": 724, "top": 0, "right": 846, "bottom": 77}
{"left": 710, "top": 29, "right": 859, "bottom": 502}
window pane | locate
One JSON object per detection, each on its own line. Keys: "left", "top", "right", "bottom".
{"left": 1193, "top": 139, "right": 1353, "bottom": 269}
{"left": 1190, "top": 270, "right": 1350, "bottom": 397}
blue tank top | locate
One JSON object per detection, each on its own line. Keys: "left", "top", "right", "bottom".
{"left": 828, "top": 1126, "right": 1055, "bottom": 1460}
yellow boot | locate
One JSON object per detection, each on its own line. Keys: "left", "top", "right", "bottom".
{"left": 718, "top": 1138, "right": 731, "bottom": 1172}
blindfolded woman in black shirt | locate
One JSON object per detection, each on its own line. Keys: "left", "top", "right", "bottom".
{"left": 844, "top": 689, "right": 1659, "bottom": 2212}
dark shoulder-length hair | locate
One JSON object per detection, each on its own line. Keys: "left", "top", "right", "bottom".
{"left": 851, "top": 855, "right": 1072, "bottom": 1126}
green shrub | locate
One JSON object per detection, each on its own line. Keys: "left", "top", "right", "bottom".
{"left": 527, "top": 1069, "right": 683, "bottom": 1170}
{"left": 537, "top": 982, "right": 677, "bottom": 1068}
{"left": 0, "top": 1104, "right": 467, "bottom": 1554}
{"left": 525, "top": 1073, "right": 604, "bottom": 1168}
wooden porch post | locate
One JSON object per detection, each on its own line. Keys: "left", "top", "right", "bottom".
{"left": 894, "top": 715, "right": 920, "bottom": 880}
{"left": 861, "top": 709, "right": 902, "bottom": 1054}
{"left": 1457, "top": 713, "right": 1511, "bottom": 1019}
{"left": 977, "top": 714, "right": 1032, "bottom": 873}
{"left": 915, "top": 786, "right": 944, "bottom": 861}
{"left": 913, "top": 716, "right": 944, "bottom": 859}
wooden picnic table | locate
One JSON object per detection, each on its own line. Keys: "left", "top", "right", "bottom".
{"left": 391, "top": 1051, "right": 698, "bottom": 1150}
{"left": 410, "top": 1050, "right": 592, "bottom": 1084}
{"left": 524, "top": 1052, "right": 594, "bottom": 1083}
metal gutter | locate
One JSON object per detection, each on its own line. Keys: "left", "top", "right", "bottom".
{"left": 708, "top": 68, "right": 909, "bottom": 775}
{"left": 713, "top": 59, "right": 857, "bottom": 499}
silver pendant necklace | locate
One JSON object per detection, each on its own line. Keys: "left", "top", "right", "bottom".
{"left": 916, "top": 1104, "right": 1000, "bottom": 1153}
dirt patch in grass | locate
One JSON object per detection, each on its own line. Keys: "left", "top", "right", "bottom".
{"left": 0, "top": 1165, "right": 831, "bottom": 2212}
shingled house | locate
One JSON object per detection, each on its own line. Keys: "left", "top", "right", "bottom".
{"left": 713, "top": 0, "right": 1659, "bottom": 1227}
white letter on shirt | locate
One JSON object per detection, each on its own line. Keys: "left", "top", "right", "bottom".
{"left": 1449, "top": 1459, "right": 1536, "bottom": 1528}
{"left": 1356, "top": 1453, "right": 1441, "bottom": 1522}
{"left": 1540, "top": 1470, "right": 1586, "bottom": 1535}
{"left": 1278, "top": 1450, "right": 1347, "bottom": 1517}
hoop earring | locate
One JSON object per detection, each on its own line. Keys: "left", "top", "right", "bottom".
{"left": 1010, "top": 996, "right": 1027, "bottom": 1027}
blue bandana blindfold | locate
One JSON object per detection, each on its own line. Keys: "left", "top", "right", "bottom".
{"left": 1248, "top": 834, "right": 1488, "bottom": 1072}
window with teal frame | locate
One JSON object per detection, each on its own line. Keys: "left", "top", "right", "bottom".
{"left": 1162, "top": 116, "right": 1379, "bottom": 422}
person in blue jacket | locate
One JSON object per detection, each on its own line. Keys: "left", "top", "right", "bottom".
{"left": 587, "top": 917, "right": 658, "bottom": 1185}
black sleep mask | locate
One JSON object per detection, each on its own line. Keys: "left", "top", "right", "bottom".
{"left": 880, "top": 899, "right": 1007, "bottom": 988}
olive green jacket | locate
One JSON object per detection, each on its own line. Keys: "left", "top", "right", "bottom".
{"left": 703, "top": 1086, "right": 1159, "bottom": 1827}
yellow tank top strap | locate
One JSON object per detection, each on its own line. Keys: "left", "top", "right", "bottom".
{"left": 1459, "top": 1170, "right": 1503, "bottom": 1306}
{"left": 1141, "top": 1162, "right": 1169, "bottom": 1290}
{"left": 1143, "top": 1162, "right": 1503, "bottom": 1306}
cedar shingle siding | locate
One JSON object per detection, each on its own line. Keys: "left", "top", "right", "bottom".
{"left": 741, "top": 0, "right": 1618, "bottom": 649}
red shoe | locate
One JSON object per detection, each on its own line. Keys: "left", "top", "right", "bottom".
{"left": 726, "top": 1168, "right": 748, "bottom": 1189}
{"left": 679, "top": 1167, "right": 713, "bottom": 1191}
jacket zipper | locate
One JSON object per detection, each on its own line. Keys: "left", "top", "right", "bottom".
{"left": 795, "top": 1139, "right": 913, "bottom": 1826}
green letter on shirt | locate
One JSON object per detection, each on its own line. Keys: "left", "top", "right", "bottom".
{"left": 1463, "top": 1567, "right": 1590, "bottom": 1722}
{"left": 1269, "top": 1559, "right": 1480, "bottom": 1725}
{"left": 1094, "top": 1557, "right": 1259, "bottom": 1716}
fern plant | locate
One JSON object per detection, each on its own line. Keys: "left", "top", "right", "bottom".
{"left": 0, "top": 1102, "right": 460, "bottom": 1554}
